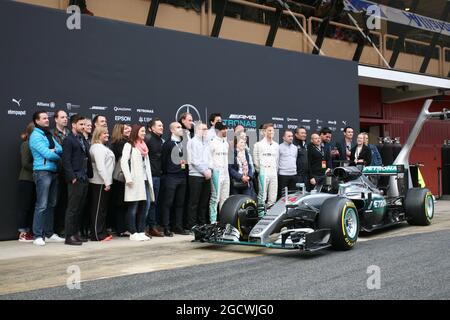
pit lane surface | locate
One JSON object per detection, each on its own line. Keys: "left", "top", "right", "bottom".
{"left": 1, "top": 201, "right": 449, "bottom": 299}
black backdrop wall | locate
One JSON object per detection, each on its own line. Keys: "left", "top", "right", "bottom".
{"left": 0, "top": 0, "right": 359, "bottom": 240}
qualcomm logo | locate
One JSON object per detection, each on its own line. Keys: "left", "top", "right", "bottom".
{"left": 12, "top": 98, "right": 21, "bottom": 107}
{"left": 175, "top": 104, "right": 202, "bottom": 122}
{"left": 114, "top": 107, "right": 132, "bottom": 112}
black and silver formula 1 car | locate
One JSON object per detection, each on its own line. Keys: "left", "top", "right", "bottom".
{"left": 192, "top": 99, "right": 447, "bottom": 252}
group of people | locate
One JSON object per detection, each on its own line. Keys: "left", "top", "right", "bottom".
{"left": 17, "top": 110, "right": 382, "bottom": 246}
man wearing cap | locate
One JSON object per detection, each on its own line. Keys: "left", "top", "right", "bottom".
{"left": 209, "top": 122, "right": 230, "bottom": 224}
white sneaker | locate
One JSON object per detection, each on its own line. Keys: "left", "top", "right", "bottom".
{"left": 45, "top": 234, "right": 65, "bottom": 243}
{"left": 33, "top": 237, "right": 45, "bottom": 246}
{"left": 129, "top": 233, "right": 142, "bottom": 241}
{"left": 138, "top": 232, "right": 151, "bottom": 241}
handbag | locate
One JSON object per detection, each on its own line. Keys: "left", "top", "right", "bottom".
{"left": 232, "top": 179, "right": 248, "bottom": 190}
{"left": 113, "top": 145, "right": 132, "bottom": 182}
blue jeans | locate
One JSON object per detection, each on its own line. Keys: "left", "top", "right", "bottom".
{"left": 127, "top": 183, "right": 151, "bottom": 234}
{"left": 146, "top": 176, "right": 160, "bottom": 228}
{"left": 32, "top": 171, "right": 58, "bottom": 239}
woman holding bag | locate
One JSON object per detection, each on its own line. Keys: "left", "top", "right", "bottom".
{"left": 110, "top": 123, "right": 131, "bottom": 237}
{"left": 121, "top": 125, "right": 155, "bottom": 241}
{"left": 229, "top": 137, "right": 256, "bottom": 198}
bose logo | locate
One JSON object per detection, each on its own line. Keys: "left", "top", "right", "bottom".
{"left": 90, "top": 106, "right": 108, "bottom": 111}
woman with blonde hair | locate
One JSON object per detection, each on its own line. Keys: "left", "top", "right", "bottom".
{"left": 362, "top": 132, "right": 382, "bottom": 166}
{"left": 88, "top": 126, "right": 115, "bottom": 241}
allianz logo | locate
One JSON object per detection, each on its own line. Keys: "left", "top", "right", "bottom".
{"left": 36, "top": 101, "right": 56, "bottom": 108}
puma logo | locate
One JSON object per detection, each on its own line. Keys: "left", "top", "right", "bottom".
{"left": 12, "top": 98, "right": 21, "bottom": 107}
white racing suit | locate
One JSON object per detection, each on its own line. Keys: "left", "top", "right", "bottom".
{"left": 209, "top": 136, "right": 230, "bottom": 223}
{"left": 253, "top": 138, "right": 279, "bottom": 214}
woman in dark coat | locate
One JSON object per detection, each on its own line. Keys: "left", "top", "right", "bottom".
{"left": 229, "top": 137, "right": 256, "bottom": 198}
{"left": 350, "top": 133, "right": 372, "bottom": 167}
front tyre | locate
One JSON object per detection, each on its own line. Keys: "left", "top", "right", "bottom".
{"left": 405, "top": 188, "right": 434, "bottom": 226}
{"left": 318, "top": 197, "right": 359, "bottom": 251}
{"left": 219, "top": 195, "right": 258, "bottom": 240}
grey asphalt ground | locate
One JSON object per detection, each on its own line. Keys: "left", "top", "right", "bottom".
{"left": 2, "top": 229, "right": 449, "bottom": 300}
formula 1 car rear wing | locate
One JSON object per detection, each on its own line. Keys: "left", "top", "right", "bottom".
{"left": 389, "top": 99, "right": 450, "bottom": 198}
{"left": 362, "top": 165, "right": 405, "bottom": 176}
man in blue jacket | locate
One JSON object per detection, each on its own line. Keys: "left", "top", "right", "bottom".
{"left": 29, "top": 111, "right": 64, "bottom": 246}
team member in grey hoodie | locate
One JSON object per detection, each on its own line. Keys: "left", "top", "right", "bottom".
{"left": 186, "top": 123, "right": 212, "bottom": 229}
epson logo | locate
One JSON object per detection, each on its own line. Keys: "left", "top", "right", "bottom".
{"left": 37, "top": 101, "right": 56, "bottom": 108}
{"left": 272, "top": 117, "right": 284, "bottom": 121}
{"left": 229, "top": 114, "right": 256, "bottom": 120}
{"left": 90, "top": 106, "right": 108, "bottom": 111}
{"left": 8, "top": 110, "right": 26, "bottom": 116}
{"left": 137, "top": 109, "right": 154, "bottom": 114}
{"left": 115, "top": 115, "right": 131, "bottom": 122}
{"left": 114, "top": 107, "right": 132, "bottom": 112}
{"left": 287, "top": 118, "right": 298, "bottom": 122}
{"left": 287, "top": 124, "right": 298, "bottom": 129}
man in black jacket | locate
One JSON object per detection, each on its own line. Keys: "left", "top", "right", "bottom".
{"left": 62, "top": 115, "right": 93, "bottom": 245}
{"left": 160, "top": 122, "right": 190, "bottom": 236}
{"left": 308, "top": 133, "right": 331, "bottom": 189}
{"left": 144, "top": 118, "right": 164, "bottom": 237}
{"left": 293, "top": 127, "right": 309, "bottom": 189}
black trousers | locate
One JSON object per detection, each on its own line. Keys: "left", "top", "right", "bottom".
{"left": 65, "top": 181, "right": 89, "bottom": 238}
{"left": 187, "top": 176, "right": 211, "bottom": 228}
{"left": 278, "top": 175, "right": 299, "bottom": 199}
{"left": 89, "top": 183, "right": 110, "bottom": 241}
{"left": 54, "top": 175, "right": 67, "bottom": 235}
{"left": 161, "top": 175, "right": 187, "bottom": 230}
{"left": 110, "top": 179, "right": 128, "bottom": 234}
{"left": 17, "top": 180, "right": 36, "bottom": 232}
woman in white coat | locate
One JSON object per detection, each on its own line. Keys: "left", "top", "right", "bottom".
{"left": 89, "top": 127, "right": 115, "bottom": 242}
{"left": 121, "top": 125, "right": 155, "bottom": 241}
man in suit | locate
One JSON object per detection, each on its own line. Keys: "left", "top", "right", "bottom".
{"left": 335, "top": 126, "right": 355, "bottom": 165}
{"left": 308, "top": 133, "right": 331, "bottom": 188}
{"left": 62, "top": 114, "right": 93, "bottom": 245}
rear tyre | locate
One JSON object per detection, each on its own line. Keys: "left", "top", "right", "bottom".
{"left": 405, "top": 188, "right": 434, "bottom": 226}
{"left": 318, "top": 197, "right": 359, "bottom": 251}
{"left": 219, "top": 195, "right": 258, "bottom": 240}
